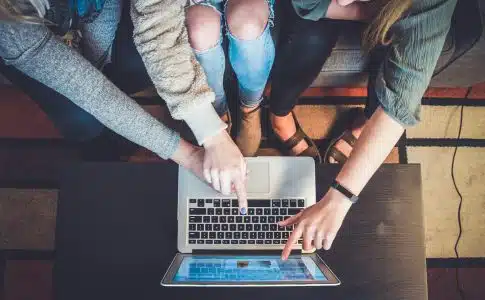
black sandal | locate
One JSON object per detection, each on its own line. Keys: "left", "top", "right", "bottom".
{"left": 275, "top": 111, "right": 323, "bottom": 164}
{"left": 324, "top": 108, "right": 366, "bottom": 164}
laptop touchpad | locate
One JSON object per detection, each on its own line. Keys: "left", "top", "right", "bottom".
{"left": 246, "top": 161, "right": 270, "bottom": 194}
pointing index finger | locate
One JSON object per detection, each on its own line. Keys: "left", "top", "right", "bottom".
{"left": 281, "top": 225, "right": 303, "bottom": 260}
{"left": 233, "top": 176, "right": 248, "bottom": 215}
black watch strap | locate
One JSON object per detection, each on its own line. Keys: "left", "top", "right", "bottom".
{"left": 331, "top": 180, "right": 359, "bottom": 203}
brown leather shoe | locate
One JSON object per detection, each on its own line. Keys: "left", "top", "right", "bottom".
{"left": 235, "top": 105, "right": 262, "bottom": 157}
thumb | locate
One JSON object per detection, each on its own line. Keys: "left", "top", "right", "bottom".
{"left": 278, "top": 211, "right": 302, "bottom": 226}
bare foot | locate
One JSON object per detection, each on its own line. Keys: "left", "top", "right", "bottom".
{"left": 328, "top": 115, "right": 366, "bottom": 163}
{"left": 270, "top": 112, "right": 309, "bottom": 156}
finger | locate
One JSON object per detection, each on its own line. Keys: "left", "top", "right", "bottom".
{"left": 281, "top": 225, "right": 304, "bottom": 260}
{"left": 203, "top": 168, "right": 212, "bottom": 184}
{"left": 303, "top": 227, "right": 315, "bottom": 251}
{"left": 314, "top": 231, "right": 325, "bottom": 250}
{"left": 278, "top": 211, "right": 302, "bottom": 226}
{"left": 210, "top": 169, "right": 221, "bottom": 192}
{"left": 233, "top": 176, "right": 248, "bottom": 215}
{"left": 220, "top": 171, "right": 232, "bottom": 195}
{"left": 323, "top": 232, "right": 337, "bottom": 250}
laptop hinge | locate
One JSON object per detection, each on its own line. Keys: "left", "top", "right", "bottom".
{"left": 192, "top": 249, "right": 302, "bottom": 256}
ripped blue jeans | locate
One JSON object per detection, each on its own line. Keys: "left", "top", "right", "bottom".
{"left": 191, "top": 0, "right": 275, "bottom": 116}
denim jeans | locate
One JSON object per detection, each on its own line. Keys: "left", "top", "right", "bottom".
{"left": 192, "top": 0, "right": 275, "bottom": 116}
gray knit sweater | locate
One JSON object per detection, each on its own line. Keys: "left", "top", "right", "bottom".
{"left": 0, "top": 0, "right": 225, "bottom": 159}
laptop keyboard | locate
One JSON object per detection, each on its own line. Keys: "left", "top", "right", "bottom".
{"left": 187, "top": 199, "right": 304, "bottom": 246}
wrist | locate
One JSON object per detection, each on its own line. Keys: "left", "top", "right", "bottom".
{"left": 203, "top": 130, "right": 230, "bottom": 149}
{"left": 170, "top": 138, "right": 198, "bottom": 168}
{"left": 326, "top": 187, "right": 353, "bottom": 210}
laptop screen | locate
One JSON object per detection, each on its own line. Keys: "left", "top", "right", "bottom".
{"left": 173, "top": 255, "right": 328, "bottom": 282}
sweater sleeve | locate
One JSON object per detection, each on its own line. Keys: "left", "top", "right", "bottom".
{"left": 130, "top": 0, "right": 226, "bottom": 146}
{"left": 0, "top": 21, "right": 180, "bottom": 159}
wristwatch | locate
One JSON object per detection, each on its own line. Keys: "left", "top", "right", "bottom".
{"left": 330, "top": 180, "right": 359, "bottom": 204}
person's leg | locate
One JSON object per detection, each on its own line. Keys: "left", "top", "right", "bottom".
{"left": 81, "top": 0, "right": 123, "bottom": 69}
{"left": 226, "top": 0, "right": 274, "bottom": 109}
{"left": 269, "top": 2, "right": 340, "bottom": 155}
{"left": 224, "top": 0, "right": 274, "bottom": 156}
{"left": 186, "top": 3, "right": 229, "bottom": 120}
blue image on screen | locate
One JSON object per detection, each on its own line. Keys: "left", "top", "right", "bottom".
{"left": 173, "top": 256, "right": 328, "bottom": 282}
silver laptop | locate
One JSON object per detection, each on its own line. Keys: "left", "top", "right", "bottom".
{"left": 161, "top": 157, "right": 340, "bottom": 287}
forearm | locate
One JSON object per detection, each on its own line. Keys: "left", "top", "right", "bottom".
{"left": 336, "top": 106, "right": 404, "bottom": 195}
{"left": 130, "top": 0, "right": 225, "bottom": 145}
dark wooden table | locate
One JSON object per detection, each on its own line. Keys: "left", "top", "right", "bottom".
{"left": 54, "top": 163, "right": 426, "bottom": 300}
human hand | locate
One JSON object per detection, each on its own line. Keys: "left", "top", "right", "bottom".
{"left": 203, "top": 131, "right": 248, "bottom": 214}
{"left": 279, "top": 188, "right": 353, "bottom": 260}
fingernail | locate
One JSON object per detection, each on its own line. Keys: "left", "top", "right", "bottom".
{"left": 240, "top": 207, "right": 247, "bottom": 215}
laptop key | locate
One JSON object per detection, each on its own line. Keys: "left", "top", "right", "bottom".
{"left": 189, "top": 239, "right": 196, "bottom": 244}
{"left": 236, "top": 216, "right": 243, "bottom": 223}
{"left": 218, "top": 232, "right": 224, "bottom": 239}
{"left": 245, "top": 224, "right": 252, "bottom": 231}
{"left": 258, "top": 232, "right": 265, "bottom": 239}
{"left": 282, "top": 239, "right": 288, "bottom": 244}
{"left": 214, "top": 224, "right": 221, "bottom": 231}
{"left": 223, "top": 240, "right": 230, "bottom": 244}
{"left": 189, "top": 199, "right": 197, "bottom": 204}
{"left": 197, "top": 224, "right": 204, "bottom": 231}
{"left": 222, "top": 199, "right": 231, "bottom": 207}
{"left": 214, "top": 240, "right": 222, "bottom": 244}
{"left": 206, "top": 199, "right": 213, "bottom": 203}
{"left": 188, "top": 231, "right": 199, "bottom": 239}
{"left": 189, "top": 224, "right": 196, "bottom": 231}
{"left": 264, "top": 208, "right": 271, "bottom": 215}
{"left": 205, "top": 224, "right": 212, "bottom": 231}
{"left": 189, "top": 216, "right": 202, "bottom": 223}
{"left": 189, "top": 208, "right": 206, "bottom": 215}
{"left": 268, "top": 216, "right": 275, "bottom": 223}
{"left": 290, "top": 199, "right": 297, "bottom": 207}
{"left": 288, "top": 208, "right": 301, "bottom": 215}
{"left": 252, "top": 216, "right": 259, "bottom": 223}
{"left": 248, "top": 240, "right": 256, "bottom": 244}
{"left": 231, "top": 240, "right": 238, "bottom": 244}
{"left": 250, "top": 232, "right": 257, "bottom": 239}
{"left": 223, "top": 208, "right": 231, "bottom": 215}
{"left": 256, "top": 240, "right": 264, "bottom": 244}
{"left": 274, "top": 232, "right": 281, "bottom": 239}
{"left": 266, "top": 232, "right": 273, "bottom": 239}
{"left": 276, "top": 216, "right": 283, "bottom": 222}
{"left": 254, "top": 224, "right": 261, "bottom": 231}
{"left": 222, "top": 224, "right": 228, "bottom": 231}
{"left": 248, "top": 200, "right": 271, "bottom": 207}
{"left": 272, "top": 199, "right": 281, "bottom": 207}
{"left": 278, "top": 225, "right": 285, "bottom": 231}
{"left": 244, "top": 216, "right": 251, "bottom": 223}
{"left": 238, "top": 224, "right": 245, "bottom": 231}
{"left": 272, "top": 208, "right": 279, "bottom": 215}
{"left": 264, "top": 240, "right": 272, "bottom": 244}
{"left": 197, "top": 199, "right": 205, "bottom": 207}
{"left": 216, "top": 208, "right": 222, "bottom": 215}
{"left": 273, "top": 240, "right": 281, "bottom": 244}
{"left": 228, "top": 216, "right": 235, "bottom": 223}
{"left": 197, "top": 240, "right": 204, "bottom": 244}
{"left": 230, "top": 224, "right": 237, "bottom": 231}
{"left": 283, "top": 232, "right": 289, "bottom": 239}
{"left": 234, "top": 232, "right": 241, "bottom": 239}
{"left": 209, "top": 232, "right": 216, "bottom": 239}
{"left": 232, "top": 199, "right": 238, "bottom": 207}
{"left": 202, "top": 232, "right": 208, "bottom": 239}
{"left": 256, "top": 208, "right": 263, "bottom": 215}
{"left": 282, "top": 199, "right": 289, "bottom": 207}
{"left": 232, "top": 208, "right": 238, "bottom": 215}
{"left": 206, "top": 240, "right": 213, "bottom": 244}
{"left": 225, "top": 232, "right": 232, "bottom": 239}
{"left": 213, "top": 199, "right": 221, "bottom": 207}
{"left": 298, "top": 199, "right": 305, "bottom": 207}
{"left": 248, "top": 208, "right": 255, "bottom": 215}
{"left": 239, "top": 240, "right": 247, "bottom": 244}
{"left": 212, "top": 216, "right": 218, "bottom": 223}
{"left": 262, "top": 224, "right": 269, "bottom": 231}
{"left": 242, "top": 232, "right": 249, "bottom": 239}
{"left": 260, "top": 216, "right": 267, "bottom": 223}
{"left": 203, "top": 216, "right": 210, "bottom": 223}
{"left": 208, "top": 208, "right": 215, "bottom": 215}
{"left": 220, "top": 216, "right": 227, "bottom": 223}
{"left": 280, "top": 208, "right": 287, "bottom": 215}
{"left": 270, "top": 224, "right": 277, "bottom": 231}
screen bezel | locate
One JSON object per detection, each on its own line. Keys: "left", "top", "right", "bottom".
{"left": 161, "top": 253, "right": 341, "bottom": 287}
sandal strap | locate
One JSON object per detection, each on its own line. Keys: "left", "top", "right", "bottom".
{"left": 341, "top": 130, "right": 357, "bottom": 147}
{"left": 326, "top": 147, "right": 348, "bottom": 164}
{"left": 282, "top": 128, "right": 305, "bottom": 151}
